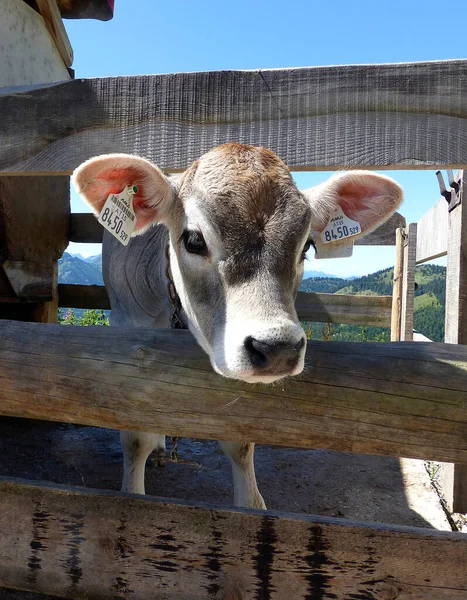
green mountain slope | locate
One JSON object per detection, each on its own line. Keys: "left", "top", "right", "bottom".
{"left": 299, "top": 264, "right": 446, "bottom": 342}
{"left": 58, "top": 254, "right": 446, "bottom": 342}
{"left": 58, "top": 253, "right": 104, "bottom": 285}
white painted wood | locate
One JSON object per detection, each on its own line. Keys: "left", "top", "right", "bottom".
{"left": 391, "top": 228, "right": 404, "bottom": 341}
{"left": 413, "top": 332, "right": 433, "bottom": 342}
{"left": 443, "top": 170, "right": 467, "bottom": 514}
{"left": 36, "top": 0, "right": 73, "bottom": 67}
{"left": 400, "top": 223, "right": 417, "bottom": 341}
{"left": 416, "top": 198, "right": 449, "bottom": 264}
{"left": 0, "top": 0, "right": 70, "bottom": 87}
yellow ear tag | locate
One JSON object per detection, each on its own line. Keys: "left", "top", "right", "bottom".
{"left": 321, "top": 207, "right": 361, "bottom": 244}
{"left": 98, "top": 185, "right": 137, "bottom": 246}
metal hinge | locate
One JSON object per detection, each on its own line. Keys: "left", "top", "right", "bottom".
{"left": 436, "top": 170, "right": 462, "bottom": 212}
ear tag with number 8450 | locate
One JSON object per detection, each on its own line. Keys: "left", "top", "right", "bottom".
{"left": 321, "top": 207, "right": 361, "bottom": 244}
{"left": 98, "top": 185, "right": 138, "bottom": 246}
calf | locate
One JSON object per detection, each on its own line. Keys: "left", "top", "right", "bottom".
{"left": 73, "top": 143, "right": 402, "bottom": 509}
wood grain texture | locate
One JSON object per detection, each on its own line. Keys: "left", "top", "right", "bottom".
{"left": 296, "top": 291, "right": 392, "bottom": 326}
{"left": 445, "top": 171, "right": 467, "bottom": 345}
{"left": 355, "top": 211, "right": 406, "bottom": 246}
{"left": 401, "top": 224, "right": 417, "bottom": 341}
{"left": 58, "top": 283, "right": 110, "bottom": 309}
{"left": 0, "top": 478, "right": 466, "bottom": 600}
{"left": 0, "top": 320, "right": 466, "bottom": 464}
{"left": 391, "top": 228, "right": 404, "bottom": 341}
{"left": 0, "top": 176, "right": 69, "bottom": 320}
{"left": 0, "top": 0, "right": 70, "bottom": 87}
{"left": 1, "top": 60, "right": 467, "bottom": 175}
{"left": 36, "top": 0, "right": 73, "bottom": 67}
{"left": 69, "top": 211, "right": 406, "bottom": 245}
{"left": 1, "top": 261, "right": 53, "bottom": 300}
{"left": 416, "top": 198, "right": 448, "bottom": 264}
{"left": 443, "top": 170, "right": 467, "bottom": 514}
{"left": 0, "top": 176, "right": 70, "bottom": 264}
{"left": 69, "top": 212, "right": 103, "bottom": 243}
{"left": 57, "top": 285, "right": 392, "bottom": 326}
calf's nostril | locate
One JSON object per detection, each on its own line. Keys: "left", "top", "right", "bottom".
{"left": 244, "top": 335, "right": 306, "bottom": 370}
{"left": 244, "top": 336, "right": 268, "bottom": 367}
{"left": 294, "top": 337, "right": 305, "bottom": 351}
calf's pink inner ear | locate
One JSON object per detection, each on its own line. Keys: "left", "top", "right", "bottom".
{"left": 76, "top": 163, "right": 164, "bottom": 232}
{"left": 326, "top": 174, "right": 401, "bottom": 234}
{"left": 90, "top": 166, "right": 146, "bottom": 203}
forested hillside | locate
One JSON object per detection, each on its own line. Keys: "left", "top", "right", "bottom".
{"left": 58, "top": 253, "right": 103, "bottom": 285}
{"left": 58, "top": 254, "right": 445, "bottom": 342}
{"left": 299, "top": 264, "right": 446, "bottom": 342}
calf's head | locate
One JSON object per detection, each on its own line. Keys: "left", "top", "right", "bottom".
{"left": 73, "top": 143, "right": 402, "bottom": 383}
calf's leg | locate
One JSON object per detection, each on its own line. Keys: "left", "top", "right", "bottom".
{"left": 120, "top": 431, "right": 166, "bottom": 494}
{"left": 219, "top": 441, "right": 266, "bottom": 509}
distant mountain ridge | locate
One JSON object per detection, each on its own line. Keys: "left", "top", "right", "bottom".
{"left": 62, "top": 256, "right": 357, "bottom": 285}
{"left": 300, "top": 264, "right": 446, "bottom": 341}
{"left": 303, "top": 270, "right": 343, "bottom": 280}
{"left": 58, "top": 253, "right": 103, "bottom": 285}
{"left": 59, "top": 254, "right": 446, "bottom": 341}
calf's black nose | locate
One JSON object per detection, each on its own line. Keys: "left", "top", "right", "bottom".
{"left": 244, "top": 336, "right": 305, "bottom": 369}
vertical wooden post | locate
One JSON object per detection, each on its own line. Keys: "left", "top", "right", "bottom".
{"left": 0, "top": 177, "right": 70, "bottom": 323}
{"left": 400, "top": 223, "right": 417, "bottom": 341}
{"left": 391, "top": 227, "right": 404, "bottom": 341}
{"left": 442, "top": 170, "right": 467, "bottom": 514}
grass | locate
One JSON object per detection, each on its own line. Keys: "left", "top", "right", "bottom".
{"left": 413, "top": 292, "right": 440, "bottom": 310}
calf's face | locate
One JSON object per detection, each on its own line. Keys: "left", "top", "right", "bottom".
{"left": 73, "top": 143, "right": 403, "bottom": 383}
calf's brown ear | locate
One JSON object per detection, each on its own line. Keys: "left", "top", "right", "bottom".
{"left": 304, "top": 171, "right": 403, "bottom": 237}
{"left": 73, "top": 154, "right": 176, "bottom": 234}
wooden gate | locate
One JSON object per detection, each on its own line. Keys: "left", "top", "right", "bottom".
{"left": 0, "top": 19, "right": 466, "bottom": 597}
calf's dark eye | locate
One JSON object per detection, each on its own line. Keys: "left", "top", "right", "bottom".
{"left": 182, "top": 230, "right": 207, "bottom": 255}
{"left": 301, "top": 239, "right": 315, "bottom": 260}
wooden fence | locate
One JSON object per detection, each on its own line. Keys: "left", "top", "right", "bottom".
{"left": 58, "top": 211, "right": 404, "bottom": 327}
{"left": 1, "top": 56, "right": 467, "bottom": 599}
{"left": 394, "top": 170, "right": 467, "bottom": 514}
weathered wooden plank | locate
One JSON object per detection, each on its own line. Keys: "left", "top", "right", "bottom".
{"left": 391, "top": 228, "right": 404, "bottom": 341}
{"left": 445, "top": 171, "right": 467, "bottom": 345}
{"left": 58, "top": 285, "right": 392, "bottom": 326}
{"left": 0, "top": 176, "right": 69, "bottom": 321}
{"left": 58, "top": 0, "right": 114, "bottom": 20}
{"left": 0, "top": 320, "right": 466, "bottom": 464}
{"left": 1, "top": 60, "right": 467, "bottom": 175}
{"left": 296, "top": 291, "right": 392, "bottom": 326}
{"left": 36, "top": 0, "right": 74, "bottom": 67}
{"left": 416, "top": 198, "right": 448, "bottom": 264}
{"left": 1, "top": 261, "right": 53, "bottom": 301}
{"left": 58, "top": 283, "right": 110, "bottom": 309}
{"left": 401, "top": 223, "right": 417, "bottom": 341}
{"left": 0, "top": 177, "right": 70, "bottom": 264}
{"left": 355, "top": 210, "right": 406, "bottom": 245}
{"left": 0, "top": 478, "right": 465, "bottom": 600}
{"left": 442, "top": 170, "right": 467, "bottom": 514}
{"left": 69, "top": 212, "right": 103, "bottom": 243}
{"left": 69, "top": 211, "right": 406, "bottom": 245}
{"left": 0, "top": 0, "right": 70, "bottom": 88}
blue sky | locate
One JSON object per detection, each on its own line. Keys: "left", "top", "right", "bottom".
{"left": 65, "top": 0, "right": 464, "bottom": 276}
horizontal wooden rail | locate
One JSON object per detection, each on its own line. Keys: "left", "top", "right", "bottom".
{"left": 69, "top": 212, "right": 103, "bottom": 243}
{"left": 296, "top": 291, "right": 392, "bottom": 327}
{"left": 69, "top": 212, "right": 406, "bottom": 245}
{"left": 58, "top": 283, "right": 110, "bottom": 309}
{"left": 416, "top": 198, "right": 448, "bottom": 264}
{"left": 0, "top": 478, "right": 465, "bottom": 600}
{"left": 0, "top": 320, "right": 466, "bottom": 463}
{"left": 1, "top": 60, "right": 467, "bottom": 175}
{"left": 57, "top": 285, "right": 392, "bottom": 327}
